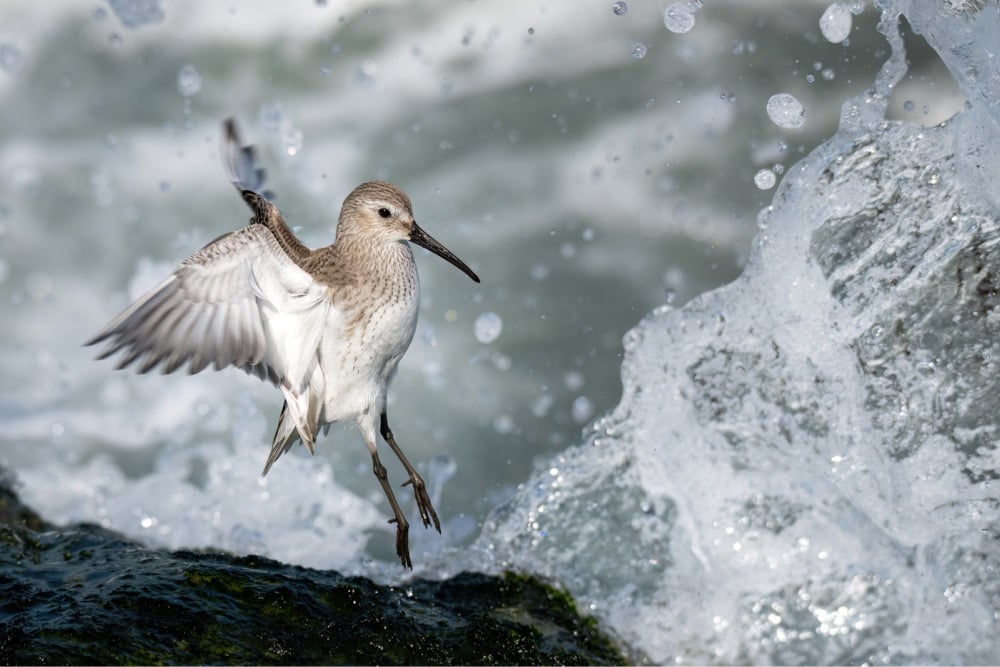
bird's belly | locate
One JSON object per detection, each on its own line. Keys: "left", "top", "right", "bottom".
{"left": 318, "top": 296, "right": 418, "bottom": 423}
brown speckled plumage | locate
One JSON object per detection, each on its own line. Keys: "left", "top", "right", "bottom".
{"left": 86, "top": 119, "right": 480, "bottom": 569}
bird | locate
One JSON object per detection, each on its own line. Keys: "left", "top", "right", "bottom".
{"left": 86, "top": 118, "right": 480, "bottom": 569}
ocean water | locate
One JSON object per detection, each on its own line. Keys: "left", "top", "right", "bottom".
{"left": 0, "top": 0, "right": 993, "bottom": 663}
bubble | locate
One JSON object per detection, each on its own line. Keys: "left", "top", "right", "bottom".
{"left": 819, "top": 2, "right": 852, "bottom": 44}
{"left": 766, "top": 93, "right": 806, "bottom": 130}
{"left": 612, "top": 1, "right": 628, "bottom": 15}
{"left": 631, "top": 42, "right": 647, "bottom": 59}
{"left": 177, "top": 64, "right": 202, "bottom": 97}
{"left": 571, "top": 396, "right": 594, "bottom": 423}
{"left": 754, "top": 169, "right": 777, "bottom": 190}
{"left": 474, "top": 312, "right": 503, "bottom": 344}
{"left": 663, "top": 1, "right": 701, "bottom": 34}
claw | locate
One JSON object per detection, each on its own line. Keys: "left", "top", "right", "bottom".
{"left": 394, "top": 520, "right": 412, "bottom": 569}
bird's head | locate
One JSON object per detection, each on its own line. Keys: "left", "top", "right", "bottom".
{"left": 339, "top": 181, "right": 480, "bottom": 283}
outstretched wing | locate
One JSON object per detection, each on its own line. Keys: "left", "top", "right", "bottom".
{"left": 86, "top": 224, "right": 332, "bottom": 390}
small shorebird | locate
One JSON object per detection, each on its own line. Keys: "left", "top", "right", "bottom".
{"left": 87, "top": 119, "right": 480, "bottom": 568}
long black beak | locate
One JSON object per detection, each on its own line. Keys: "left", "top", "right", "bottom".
{"left": 409, "top": 222, "right": 480, "bottom": 283}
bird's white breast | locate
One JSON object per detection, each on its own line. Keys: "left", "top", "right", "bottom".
{"left": 316, "top": 248, "right": 420, "bottom": 423}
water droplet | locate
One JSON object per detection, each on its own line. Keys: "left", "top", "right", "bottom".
{"left": 531, "top": 393, "right": 554, "bottom": 418}
{"left": 754, "top": 169, "right": 776, "bottom": 190}
{"left": 663, "top": 1, "right": 701, "bottom": 34}
{"left": 819, "top": 2, "right": 852, "bottom": 43}
{"left": 106, "top": 0, "right": 165, "bottom": 28}
{"left": 563, "top": 371, "right": 585, "bottom": 392}
{"left": 491, "top": 352, "right": 512, "bottom": 371}
{"left": 0, "top": 44, "right": 25, "bottom": 76}
{"left": 177, "top": 64, "right": 202, "bottom": 97}
{"left": 766, "top": 93, "right": 805, "bottom": 130}
{"left": 631, "top": 42, "right": 647, "bottom": 59}
{"left": 848, "top": 0, "right": 865, "bottom": 14}
{"left": 474, "top": 312, "right": 503, "bottom": 344}
{"left": 903, "top": 99, "right": 915, "bottom": 111}
{"left": 922, "top": 166, "right": 941, "bottom": 186}
{"left": 283, "top": 128, "right": 303, "bottom": 156}
{"left": 612, "top": 1, "right": 628, "bottom": 15}
{"left": 530, "top": 264, "right": 549, "bottom": 281}
{"left": 572, "top": 396, "right": 594, "bottom": 423}
{"left": 493, "top": 414, "right": 515, "bottom": 434}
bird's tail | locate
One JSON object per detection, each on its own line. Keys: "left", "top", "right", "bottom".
{"left": 261, "top": 402, "right": 304, "bottom": 476}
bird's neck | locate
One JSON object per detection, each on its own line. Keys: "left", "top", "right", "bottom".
{"left": 308, "top": 236, "right": 416, "bottom": 289}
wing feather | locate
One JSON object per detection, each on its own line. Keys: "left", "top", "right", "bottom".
{"left": 86, "top": 224, "right": 331, "bottom": 390}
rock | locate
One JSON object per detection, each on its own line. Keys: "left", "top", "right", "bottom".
{"left": 0, "top": 471, "right": 624, "bottom": 665}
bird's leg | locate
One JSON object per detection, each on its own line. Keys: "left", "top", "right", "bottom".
{"left": 370, "top": 450, "right": 412, "bottom": 569}
{"left": 380, "top": 411, "right": 441, "bottom": 533}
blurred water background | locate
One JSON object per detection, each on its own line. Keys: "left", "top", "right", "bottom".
{"left": 2, "top": 0, "right": 994, "bottom": 663}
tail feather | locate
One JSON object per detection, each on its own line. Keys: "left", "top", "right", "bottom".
{"left": 262, "top": 402, "right": 300, "bottom": 476}
{"left": 262, "top": 372, "right": 325, "bottom": 476}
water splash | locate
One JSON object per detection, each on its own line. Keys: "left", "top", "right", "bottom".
{"left": 469, "top": 1, "right": 1000, "bottom": 662}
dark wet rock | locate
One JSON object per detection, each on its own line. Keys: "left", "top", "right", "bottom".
{"left": 0, "top": 474, "right": 624, "bottom": 665}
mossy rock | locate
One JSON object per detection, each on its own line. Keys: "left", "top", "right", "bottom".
{"left": 0, "top": 473, "right": 625, "bottom": 665}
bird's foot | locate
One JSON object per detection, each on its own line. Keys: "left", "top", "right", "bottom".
{"left": 402, "top": 473, "right": 441, "bottom": 533}
{"left": 388, "top": 516, "right": 412, "bottom": 569}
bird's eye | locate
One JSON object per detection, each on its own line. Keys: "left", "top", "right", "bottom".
{"left": 378, "top": 207, "right": 392, "bottom": 219}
